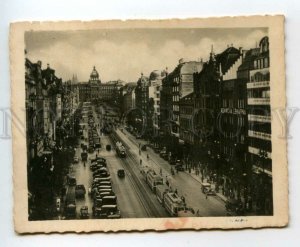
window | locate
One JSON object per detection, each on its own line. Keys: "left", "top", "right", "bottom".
{"left": 264, "top": 57, "right": 269, "bottom": 68}
{"left": 262, "top": 90, "right": 270, "bottom": 98}
{"left": 254, "top": 60, "right": 257, "bottom": 69}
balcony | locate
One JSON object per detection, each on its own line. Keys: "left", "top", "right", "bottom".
{"left": 248, "top": 130, "right": 271, "bottom": 141}
{"left": 248, "top": 146, "right": 271, "bottom": 159}
{"left": 247, "top": 98, "right": 270, "bottom": 105}
{"left": 247, "top": 80, "right": 270, "bottom": 89}
{"left": 248, "top": 114, "right": 271, "bottom": 123}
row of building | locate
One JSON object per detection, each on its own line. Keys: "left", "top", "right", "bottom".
{"left": 117, "top": 36, "right": 272, "bottom": 215}
{"left": 74, "top": 66, "right": 124, "bottom": 106}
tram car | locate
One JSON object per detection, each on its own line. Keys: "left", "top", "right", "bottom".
{"left": 115, "top": 141, "right": 126, "bottom": 158}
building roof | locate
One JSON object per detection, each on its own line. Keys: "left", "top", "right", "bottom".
{"left": 238, "top": 48, "right": 260, "bottom": 71}
{"left": 137, "top": 74, "right": 149, "bottom": 87}
{"left": 216, "top": 46, "right": 241, "bottom": 74}
{"left": 173, "top": 60, "right": 203, "bottom": 76}
{"left": 122, "top": 82, "right": 136, "bottom": 94}
{"left": 90, "top": 66, "right": 99, "bottom": 79}
{"left": 149, "top": 70, "right": 161, "bottom": 81}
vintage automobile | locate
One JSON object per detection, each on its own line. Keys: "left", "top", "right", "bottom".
{"left": 80, "top": 206, "right": 89, "bottom": 219}
{"left": 201, "top": 182, "right": 216, "bottom": 196}
{"left": 75, "top": 184, "right": 86, "bottom": 198}
{"left": 94, "top": 205, "right": 121, "bottom": 219}
{"left": 117, "top": 169, "right": 125, "bottom": 178}
{"left": 175, "top": 164, "right": 184, "bottom": 171}
{"left": 106, "top": 144, "right": 111, "bottom": 151}
{"left": 67, "top": 175, "right": 77, "bottom": 186}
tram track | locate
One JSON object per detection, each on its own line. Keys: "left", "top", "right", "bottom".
{"left": 109, "top": 132, "right": 166, "bottom": 218}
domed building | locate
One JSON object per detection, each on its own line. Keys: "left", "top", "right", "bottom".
{"left": 149, "top": 70, "right": 161, "bottom": 81}
{"left": 89, "top": 66, "right": 101, "bottom": 84}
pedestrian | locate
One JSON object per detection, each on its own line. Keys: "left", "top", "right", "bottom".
{"left": 206, "top": 193, "right": 208, "bottom": 199}
{"left": 175, "top": 188, "right": 178, "bottom": 194}
{"left": 147, "top": 154, "right": 149, "bottom": 160}
{"left": 196, "top": 209, "right": 200, "bottom": 216}
{"left": 140, "top": 159, "right": 142, "bottom": 165}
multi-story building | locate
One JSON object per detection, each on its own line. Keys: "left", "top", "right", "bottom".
{"left": 245, "top": 36, "right": 272, "bottom": 215}
{"left": 148, "top": 70, "right": 166, "bottom": 137}
{"left": 103, "top": 80, "right": 124, "bottom": 105}
{"left": 193, "top": 46, "right": 241, "bottom": 178}
{"left": 161, "top": 59, "right": 203, "bottom": 159}
{"left": 122, "top": 82, "right": 136, "bottom": 114}
{"left": 179, "top": 92, "right": 195, "bottom": 145}
{"left": 218, "top": 48, "right": 248, "bottom": 200}
{"left": 135, "top": 73, "right": 150, "bottom": 136}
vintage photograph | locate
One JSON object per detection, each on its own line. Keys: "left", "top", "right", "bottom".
{"left": 11, "top": 16, "right": 287, "bottom": 232}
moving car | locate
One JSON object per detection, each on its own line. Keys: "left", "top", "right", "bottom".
{"left": 117, "top": 169, "right": 125, "bottom": 178}
{"left": 106, "top": 144, "right": 111, "bottom": 151}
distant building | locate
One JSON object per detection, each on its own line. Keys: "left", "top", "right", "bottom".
{"left": 134, "top": 73, "right": 150, "bottom": 135}
{"left": 161, "top": 59, "right": 203, "bottom": 158}
{"left": 148, "top": 70, "right": 166, "bottom": 137}
{"left": 76, "top": 66, "right": 123, "bottom": 104}
{"left": 179, "top": 92, "right": 195, "bottom": 145}
{"left": 122, "top": 82, "right": 136, "bottom": 114}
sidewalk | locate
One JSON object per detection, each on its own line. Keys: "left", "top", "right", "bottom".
{"left": 183, "top": 169, "right": 228, "bottom": 202}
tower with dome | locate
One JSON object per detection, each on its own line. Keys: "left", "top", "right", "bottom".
{"left": 89, "top": 66, "right": 101, "bottom": 84}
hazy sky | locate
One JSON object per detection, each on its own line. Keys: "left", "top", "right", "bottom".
{"left": 25, "top": 28, "right": 267, "bottom": 83}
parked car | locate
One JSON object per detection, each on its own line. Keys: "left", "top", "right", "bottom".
{"left": 80, "top": 206, "right": 89, "bottom": 219}
{"left": 67, "top": 175, "right": 77, "bottom": 186}
{"left": 201, "top": 182, "right": 216, "bottom": 195}
{"left": 175, "top": 164, "right": 184, "bottom": 171}
{"left": 117, "top": 169, "right": 125, "bottom": 178}
{"left": 75, "top": 184, "right": 86, "bottom": 198}
{"left": 94, "top": 205, "right": 121, "bottom": 219}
